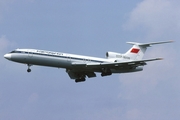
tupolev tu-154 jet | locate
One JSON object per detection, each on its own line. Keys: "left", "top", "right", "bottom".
{"left": 4, "top": 41, "right": 173, "bottom": 82}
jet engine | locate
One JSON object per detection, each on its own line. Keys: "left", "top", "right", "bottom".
{"left": 106, "top": 52, "right": 123, "bottom": 59}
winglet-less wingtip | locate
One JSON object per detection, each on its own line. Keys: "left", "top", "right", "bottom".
{"left": 169, "top": 40, "right": 174, "bottom": 43}
{"left": 157, "top": 58, "right": 163, "bottom": 60}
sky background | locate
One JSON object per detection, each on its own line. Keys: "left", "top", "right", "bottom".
{"left": 0, "top": 0, "right": 179, "bottom": 120}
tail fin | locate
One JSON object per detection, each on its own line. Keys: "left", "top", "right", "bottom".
{"left": 124, "top": 40, "right": 173, "bottom": 60}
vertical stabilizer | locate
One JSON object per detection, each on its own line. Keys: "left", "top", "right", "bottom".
{"left": 124, "top": 40, "right": 173, "bottom": 60}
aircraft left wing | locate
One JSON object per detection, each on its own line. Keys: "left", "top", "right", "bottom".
{"left": 68, "top": 58, "right": 162, "bottom": 80}
{"left": 98, "top": 58, "right": 163, "bottom": 67}
{"left": 72, "top": 58, "right": 163, "bottom": 68}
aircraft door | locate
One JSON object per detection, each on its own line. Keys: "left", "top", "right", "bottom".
{"left": 66, "top": 55, "right": 71, "bottom": 62}
{"left": 28, "top": 50, "right": 33, "bottom": 58}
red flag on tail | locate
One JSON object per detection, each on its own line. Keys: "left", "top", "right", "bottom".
{"left": 131, "top": 48, "right": 140, "bottom": 53}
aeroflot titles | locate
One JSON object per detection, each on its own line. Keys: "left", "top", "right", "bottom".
{"left": 31, "top": 50, "right": 104, "bottom": 63}
{"left": 36, "top": 50, "right": 64, "bottom": 56}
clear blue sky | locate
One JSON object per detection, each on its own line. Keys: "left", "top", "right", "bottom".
{"left": 0, "top": 0, "right": 179, "bottom": 120}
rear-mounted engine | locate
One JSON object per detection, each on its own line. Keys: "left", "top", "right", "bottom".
{"left": 106, "top": 52, "right": 123, "bottom": 59}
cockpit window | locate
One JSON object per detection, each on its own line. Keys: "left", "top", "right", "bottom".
{"left": 10, "top": 51, "right": 16, "bottom": 53}
{"left": 10, "top": 50, "right": 21, "bottom": 53}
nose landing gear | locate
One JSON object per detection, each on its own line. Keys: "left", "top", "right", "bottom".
{"left": 27, "top": 68, "right": 31, "bottom": 72}
{"left": 27, "top": 64, "right": 32, "bottom": 72}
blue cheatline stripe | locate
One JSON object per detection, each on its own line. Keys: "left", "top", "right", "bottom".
{"left": 12, "top": 51, "right": 104, "bottom": 63}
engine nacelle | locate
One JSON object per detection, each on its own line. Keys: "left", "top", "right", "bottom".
{"left": 106, "top": 52, "right": 123, "bottom": 59}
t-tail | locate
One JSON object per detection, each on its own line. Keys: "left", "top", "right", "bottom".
{"left": 124, "top": 40, "right": 174, "bottom": 60}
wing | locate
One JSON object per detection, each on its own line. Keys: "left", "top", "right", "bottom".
{"left": 72, "top": 58, "right": 163, "bottom": 68}
{"left": 96, "top": 58, "right": 163, "bottom": 68}
{"left": 68, "top": 58, "right": 162, "bottom": 80}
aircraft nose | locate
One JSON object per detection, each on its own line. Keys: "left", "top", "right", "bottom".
{"left": 4, "top": 54, "right": 11, "bottom": 60}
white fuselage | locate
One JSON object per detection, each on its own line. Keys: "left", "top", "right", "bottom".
{"left": 4, "top": 49, "right": 142, "bottom": 73}
{"left": 5, "top": 49, "right": 112, "bottom": 68}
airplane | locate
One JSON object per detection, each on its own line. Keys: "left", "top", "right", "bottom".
{"left": 4, "top": 41, "right": 173, "bottom": 83}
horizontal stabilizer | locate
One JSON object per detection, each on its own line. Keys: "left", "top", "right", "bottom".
{"left": 127, "top": 40, "right": 174, "bottom": 47}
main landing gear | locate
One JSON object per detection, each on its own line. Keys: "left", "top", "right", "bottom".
{"left": 75, "top": 74, "right": 86, "bottom": 83}
{"left": 27, "top": 64, "right": 32, "bottom": 73}
{"left": 75, "top": 78, "right": 86, "bottom": 83}
{"left": 101, "top": 68, "right": 112, "bottom": 77}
